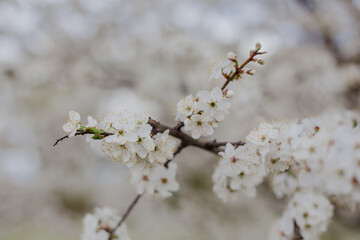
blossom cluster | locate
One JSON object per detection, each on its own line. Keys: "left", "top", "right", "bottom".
{"left": 211, "top": 111, "right": 360, "bottom": 239}
{"left": 176, "top": 86, "right": 232, "bottom": 139}
{"left": 82, "top": 207, "right": 130, "bottom": 240}
{"left": 212, "top": 143, "right": 265, "bottom": 201}
{"left": 62, "top": 111, "right": 180, "bottom": 198}
{"left": 269, "top": 190, "right": 333, "bottom": 240}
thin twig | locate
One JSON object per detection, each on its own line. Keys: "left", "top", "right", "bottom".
{"left": 108, "top": 141, "right": 186, "bottom": 238}
{"left": 53, "top": 130, "right": 114, "bottom": 147}
{"left": 164, "top": 140, "right": 187, "bottom": 168}
{"left": 221, "top": 50, "right": 266, "bottom": 91}
{"left": 108, "top": 194, "right": 142, "bottom": 240}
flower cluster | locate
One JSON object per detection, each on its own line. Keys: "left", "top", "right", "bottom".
{"left": 131, "top": 162, "right": 179, "bottom": 198}
{"left": 176, "top": 86, "right": 232, "bottom": 139}
{"left": 212, "top": 143, "right": 265, "bottom": 201}
{"left": 211, "top": 112, "right": 359, "bottom": 239}
{"left": 270, "top": 190, "right": 333, "bottom": 240}
{"left": 82, "top": 207, "right": 130, "bottom": 240}
{"left": 62, "top": 111, "right": 180, "bottom": 198}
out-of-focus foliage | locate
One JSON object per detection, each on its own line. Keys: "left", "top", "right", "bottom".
{"left": 0, "top": 0, "right": 360, "bottom": 239}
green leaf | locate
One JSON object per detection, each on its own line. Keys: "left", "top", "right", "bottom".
{"left": 88, "top": 127, "right": 100, "bottom": 134}
{"left": 92, "top": 135, "right": 104, "bottom": 140}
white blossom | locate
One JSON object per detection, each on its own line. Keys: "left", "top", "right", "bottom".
{"left": 105, "top": 111, "right": 137, "bottom": 145}
{"left": 208, "top": 54, "right": 236, "bottom": 82}
{"left": 148, "top": 130, "right": 176, "bottom": 163}
{"left": 130, "top": 161, "right": 179, "bottom": 198}
{"left": 62, "top": 111, "right": 81, "bottom": 137}
{"left": 195, "top": 87, "right": 231, "bottom": 121}
{"left": 184, "top": 113, "right": 214, "bottom": 139}
{"left": 212, "top": 143, "right": 265, "bottom": 201}
{"left": 82, "top": 207, "right": 130, "bottom": 240}
{"left": 285, "top": 190, "right": 333, "bottom": 240}
{"left": 86, "top": 116, "right": 98, "bottom": 128}
{"left": 175, "top": 95, "right": 195, "bottom": 121}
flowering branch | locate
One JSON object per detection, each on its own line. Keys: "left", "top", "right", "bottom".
{"left": 221, "top": 45, "right": 266, "bottom": 91}
{"left": 53, "top": 130, "right": 114, "bottom": 146}
{"left": 107, "top": 138, "right": 187, "bottom": 239}
{"left": 54, "top": 118, "right": 244, "bottom": 153}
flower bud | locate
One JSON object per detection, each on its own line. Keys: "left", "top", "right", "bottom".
{"left": 226, "top": 90, "right": 235, "bottom": 98}
{"left": 255, "top": 42, "right": 261, "bottom": 51}
{"left": 257, "top": 59, "right": 264, "bottom": 65}
{"left": 227, "top": 52, "right": 237, "bottom": 60}
{"left": 247, "top": 69, "right": 255, "bottom": 75}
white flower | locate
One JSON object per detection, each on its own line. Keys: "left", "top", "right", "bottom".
{"left": 209, "top": 55, "right": 235, "bottom": 82}
{"left": 134, "top": 112, "right": 152, "bottom": 136}
{"left": 133, "top": 112, "right": 154, "bottom": 158}
{"left": 82, "top": 207, "right": 130, "bottom": 240}
{"left": 62, "top": 111, "right": 81, "bottom": 137}
{"left": 175, "top": 95, "right": 195, "bottom": 121}
{"left": 153, "top": 162, "right": 179, "bottom": 198}
{"left": 130, "top": 161, "right": 179, "bottom": 198}
{"left": 270, "top": 172, "right": 298, "bottom": 199}
{"left": 101, "top": 141, "right": 136, "bottom": 167}
{"left": 130, "top": 163, "right": 157, "bottom": 195}
{"left": 86, "top": 116, "right": 98, "bottom": 128}
{"left": 246, "top": 122, "right": 279, "bottom": 156}
{"left": 268, "top": 213, "right": 294, "bottom": 240}
{"left": 184, "top": 113, "right": 214, "bottom": 139}
{"left": 105, "top": 111, "right": 137, "bottom": 145}
{"left": 285, "top": 190, "right": 333, "bottom": 240}
{"left": 148, "top": 130, "right": 176, "bottom": 163}
{"left": 134, "top": 135, "right": 155, "bottom": 159}
{"left": 195, "top": 87, "right": 231, "bottom": 121}
{"left": 213, "top": 143, "right": 265, "bottom": 202}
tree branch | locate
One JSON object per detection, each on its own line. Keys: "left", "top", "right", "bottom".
{"left": 148, "top": 118, "right": 244, "bottom": 154}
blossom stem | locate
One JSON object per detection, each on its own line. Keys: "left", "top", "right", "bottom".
{"left": 148, "top": 118, "right": 245, "bottom": 154}
{"left": 221, "top": 50, "right": 266, "bottom": 91}
{"left": 108, "top": 194, "right": 142, "bottom": 240}
{"left": 53, "top": 130, "right": 114, "bottom": 146}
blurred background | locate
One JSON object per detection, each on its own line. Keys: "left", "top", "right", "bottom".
{"left": 0, "top": 0, "right": 360, "bottom": 239}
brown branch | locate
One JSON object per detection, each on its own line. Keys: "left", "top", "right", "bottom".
{"left": 148, "top": 118, "right": 244, "bottom": 154}
{"left": 54, "top": 119, "right": 245, "bottom": 154}
{"left": 108, "top": 194, "right": 142, "bottom": 240}
{"left": 164, "top": 140, "right": 187, "bottom": 168}
{"left": 221, "top": 50, "right": 266, "bottom": 91}
{"left": 293, "top": 221, "right": 303, "bottom": 240}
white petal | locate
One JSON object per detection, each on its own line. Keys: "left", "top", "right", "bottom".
{"left": 69, "top": 111, "right": 80, "bottom": 122}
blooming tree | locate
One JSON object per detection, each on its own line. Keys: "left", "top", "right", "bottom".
{"left": 54, "top": 43, "right": 360, "bottom": 240}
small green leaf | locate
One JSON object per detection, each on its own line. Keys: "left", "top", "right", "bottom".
{"left": 92, "top": 135, "right": 104, "bottom": 140}
{"left": 88, "top": 127, "right": 100, "bottom": 134}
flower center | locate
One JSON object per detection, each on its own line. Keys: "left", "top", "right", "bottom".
{"left": 161, "top": 178, "right": 168, "bottom": 184}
